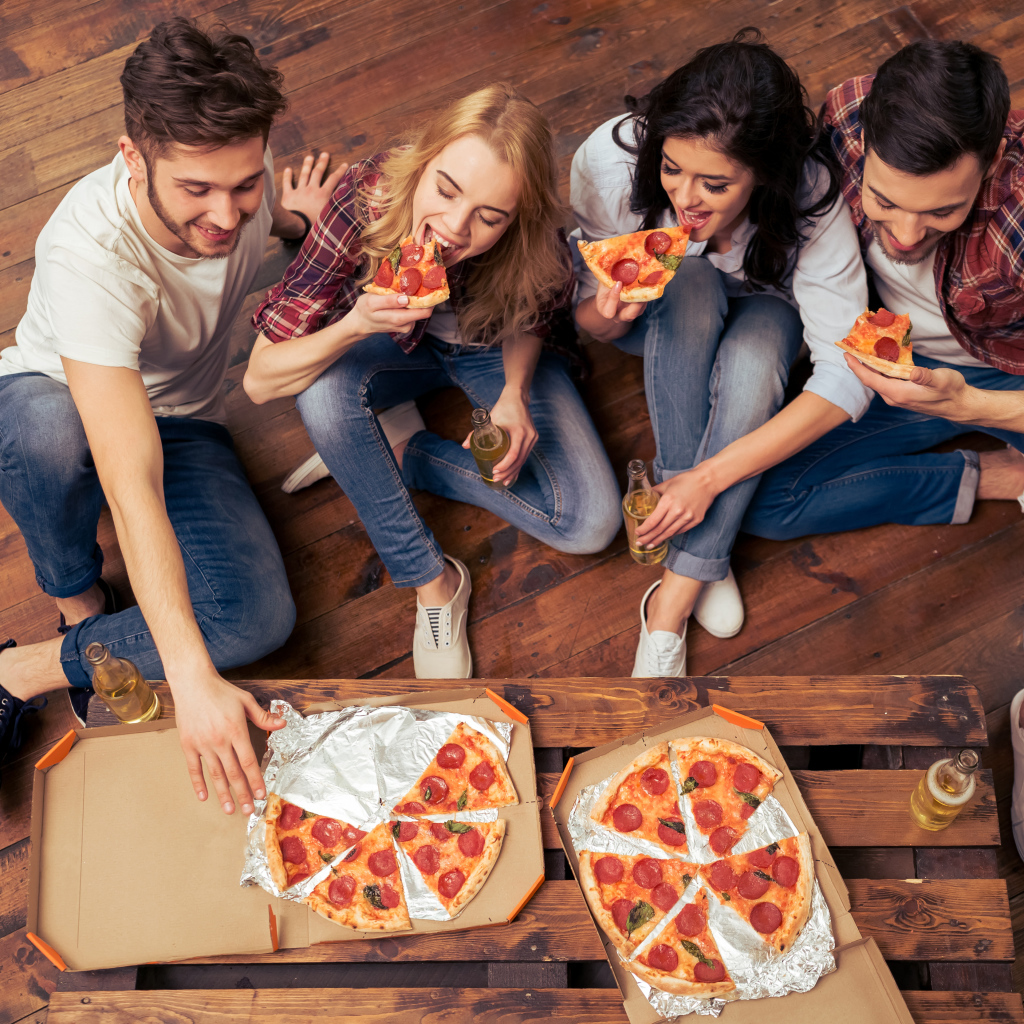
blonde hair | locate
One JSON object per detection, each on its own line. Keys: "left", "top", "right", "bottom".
{"left": 358, "top": 83, "right": 569, "bottom": 346}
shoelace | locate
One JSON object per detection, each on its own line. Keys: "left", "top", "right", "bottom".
{"left": 0, "top": 694, "right": 47, "bottom": 760}
{"left": 646, "top": 634, "right": 683, "bottom": 676}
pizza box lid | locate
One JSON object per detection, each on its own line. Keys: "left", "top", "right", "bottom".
{"left": 548, "top": 704, "right": 914, "bottom": 1024}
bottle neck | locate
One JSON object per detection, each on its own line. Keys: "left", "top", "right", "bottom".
{"left": 472, "top": 414, "right": 504, "bottom": 449}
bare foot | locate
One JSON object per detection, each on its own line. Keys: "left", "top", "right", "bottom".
{"left": 392, "top": 438, "right": 407, "bottom": 472}
{"left": 416, "top": 563, "right": 460, "bottom": 607}
{"left": 55, "top": 582, "right": 106, "bottom": 627}
{"left": 977, "top": 445, "right": 1024, "bottom": 500}
{"left": 646, "top": 572, "right": 703, "bottom": 636}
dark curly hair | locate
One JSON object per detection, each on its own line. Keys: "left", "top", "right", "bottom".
{"left": 613, "top": 28, "right": 840, "bottom": 292}
{"left": 121, "top": 17, "right": 287, "bottom": 159}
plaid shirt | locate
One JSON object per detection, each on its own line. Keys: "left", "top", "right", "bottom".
{"left": 825, "top": 75, "right": 1024, "bottom": 373}
{"left": 253, "top": 153, "right": 582, "bottom": 370}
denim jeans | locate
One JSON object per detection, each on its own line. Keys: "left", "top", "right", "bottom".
{"left": 616, "top": 257, "right": 804, "bottom": 581}
{"left": 743, "top": 354, "right": 1024, "bottom": 539}
{"left": 295, "top": 334, "right": 621, "bottom": 587}
{"left": 0, "top": 372, "right": 295, "bottom": 687}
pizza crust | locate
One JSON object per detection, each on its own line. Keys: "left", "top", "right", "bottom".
{"left": 590, "top": 741, "right": 670, "bottom": 827}
{"left": 447, "top": 819, "right": 506, "bottom": 916}
{"left": 771, "top": 831, "right": 815, "bottom": 953}
{"left": 624, "top": 955, "right": 737, "bottom": 998}
{"left": 835, "top": 339, "right": 916, "bottom": 379}
{"left": 363, "top": 281, "right": 450, "bottom": 307}
{"left": 670, "top": 736, "right": 783, "bottom": 791}
{"left": 577, "top": 850, "right": 636, "bottom": 955}
{"left": 264, "top": 793, "right": 289, "bottom": 891}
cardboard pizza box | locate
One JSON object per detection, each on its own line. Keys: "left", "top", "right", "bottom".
{"left": 25, "top": 686, "right": 542, "bottom": 971}
{"left": 549, "top": 705, "right": 915, "bottom": 1024}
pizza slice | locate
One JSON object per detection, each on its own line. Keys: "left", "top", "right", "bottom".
{"left": 305, "top": 821, "right": 412, "bottom": 931}
{"left": 578, "top": 850, "right": 699, "bottom": 955}
{"left": 698, "top": 833, "right": 814, "bottom": 954}
{"left": 669, "top": 737, "right": 782, "bottom": 857}
{"left": 590, "top": 741, "right": 690, "bottom": 855}
{"left": 363, "top": 234, "right": 450, "bottom": 307}
{"left": 835, "top": 307, "right": 914, "bottom": 378}
{"left": 393, "top": 817, "right": 505, "bottom": 916}
{"left": 625, "top": 889, "right": 735, "bottom": 998}
{"left": 392, "top": 722, "right": 518, "bottom": 816}
{"left": 264, "top": 793, "right": 368, "bottom": 890}
{"left": 576, "top": 225, "right": 691, "bottom": 302}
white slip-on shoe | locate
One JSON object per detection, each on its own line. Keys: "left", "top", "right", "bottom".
{"left": 413, "top": 555, "right": 472, "bottom": 679}
{"left": 692, "top": 567, "right": 744, "bottom": 639}
{"left": 1010, "top": 688, "right": 1024, "bottom": 861}
{"left": 281, "top": 452, "right": 331, "bottom": 493}
{"left": 379, "top": 400, "right": 426, "bottom": 450}
{"left": 632, "top": 580, "right": 687, "bottom": 678}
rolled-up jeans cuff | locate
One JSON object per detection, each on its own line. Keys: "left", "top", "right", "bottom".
{"left": 59, "top": 620, "right": 96, "bottom": 688}
{"left": 662, "top": 547, "right": 730, "bottom": 583}
{"left": 951, "top": 449, "right": 980, "bottom": 525}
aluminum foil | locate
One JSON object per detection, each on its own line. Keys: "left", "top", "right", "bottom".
{"left": 241, "top": 700, "right": 513, "bottom": 921}
{"left": 567, "top": 757, "right": 836, "bottom": 1018}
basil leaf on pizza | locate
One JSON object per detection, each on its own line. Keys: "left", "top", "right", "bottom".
{"left": 627, "top": 900, "right": 655, "bottom": 935}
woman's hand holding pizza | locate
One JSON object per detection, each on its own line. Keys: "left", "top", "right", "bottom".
{"left": 594, "top": 279, "right": 648, "bottom": 325}
{"left": 346, "top": 291, "right": 433, "bottom": 339}
{"left": 636, "top": 466, "right": 719, "bottom": 548}
{"left": 463, "top": 385, "right": 537, "bottom": 485}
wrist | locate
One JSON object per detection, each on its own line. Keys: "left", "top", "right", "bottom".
{"left": 280, "top": 209, "right": 311, "bottom": 246}
{"left": 501, "top": 382, "right": 530, "bottom": 405}
{"left": 692, "top": 456, "right": 728, "bottom": 495}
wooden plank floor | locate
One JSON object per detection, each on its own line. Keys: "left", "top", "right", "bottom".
{"left": 3, "top": 1, "right": 1024, "bottom": 1021}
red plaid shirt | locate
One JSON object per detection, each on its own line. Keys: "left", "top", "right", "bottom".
{"left": 825, "top": 75, "right": 1024, "bottom": 373}
{"left": 253, "top": 153, "right": 581, "bottom": 370}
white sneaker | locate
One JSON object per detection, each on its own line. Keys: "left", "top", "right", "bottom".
{"left": 378, "top": 400, "right": 425, "bottom": 449}
{"left": 692, "top": 567, "right": 744, "bottom": 639}
{"left": 1010, "top": 688, "right": 1024, "bottom": 860}
{"left": 413, "top": 556, "right": 472, "bottom": 679}
{"left": 632, "top": 581, "right": 686, "bottom": 677}
{"left": 281, "top": 452, "right": 331, "bottom": 493}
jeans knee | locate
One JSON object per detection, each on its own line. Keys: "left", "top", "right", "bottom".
{"left": 202, "top": 567, "right": 296, "bottom": 669}
{"left": 552, "top": 483, "right": 622, "bottom": 555}
{"left": 6, "top": 385, "right": 90, "bottom": 478}
{"left": 295, "top": 360, "right": 366, "bottom": 446}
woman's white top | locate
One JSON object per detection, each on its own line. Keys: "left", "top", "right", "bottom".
{"left": 570, "top": 115, "right": 876, "bottom": 421}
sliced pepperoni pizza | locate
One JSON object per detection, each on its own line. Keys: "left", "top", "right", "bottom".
{"left": 304, "top": 821, "right": 412, "bottom": 931}
{"left": 698, "top": 833, "right": 814, "bottom": 954}
{"left": 364, "top": 234, "right": 450, "bottom": 308}
{"left": 578, "top": 850, "right": 699, "bottom": 955}
{"left": 392, "top": 722, "right": 518, "bottom": 817}
{"left": 625, "top": 890, "right": 736, "bottom": 998}
{"left": 264, "top": 793, "right": 368, "bottom": 891}
{"left": 393, "top": 817, "right": 505, "bottom": 916}
{"left": 835, "top": 307, "right": 914, "bottom": 379}
{"left": 576, "top": 225, "right": 691, "bottom": 302}
{"left": 590, "top": 742, "right": 690, "bottom": 855}
{"left": 670, "top": 737, "right": 782, "bottom": 857}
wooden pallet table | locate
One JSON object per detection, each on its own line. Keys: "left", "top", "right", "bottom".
{"left": 46, "top": 675, "right": 1019, "bottom": 1024}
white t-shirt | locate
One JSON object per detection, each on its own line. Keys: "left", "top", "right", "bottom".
{"left": 865, "top": 238, "right": 987, "bottom": 368}
{"left": 570, "top": 115, "right": 876, "bottom": 420}
{"left": 0, "top": 149, "right": 275, "bottom": 423}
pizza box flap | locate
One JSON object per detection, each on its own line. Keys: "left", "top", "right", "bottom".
{"left": 27, "top": 721, "right": 275, "bottom": 971}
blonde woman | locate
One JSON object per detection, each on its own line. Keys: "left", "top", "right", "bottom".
{"left": 244, "top": 84, "right": 620, "bottom": 678}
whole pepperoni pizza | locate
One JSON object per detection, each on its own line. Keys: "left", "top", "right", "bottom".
{"left": 835, "top": 307, "right": 914, "bottom": 378}
{"left": 576, "top": 225, "right": 691, "bottom": 302}
{"left": 364, "top": 235, "right": 450, "bottom": 307}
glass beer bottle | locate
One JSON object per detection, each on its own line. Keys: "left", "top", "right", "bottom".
{"left": 470, "top": 407, "right": 512, "bottom": 489}
{"left": 85, "top": 642, "right": 161, "bottom": 724}
{"left": 623, "top": 459, "right": 668, "bottom": 565}
{"left": 909, "top": 748, "right": 979, "bottom": 830}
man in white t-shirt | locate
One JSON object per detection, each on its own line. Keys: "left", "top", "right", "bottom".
{"left": 0, "top": 19, "right": 344, "bottom": 815}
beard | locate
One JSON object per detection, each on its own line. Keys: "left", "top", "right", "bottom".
{"left": 868, "top": 218, "right": 942, "bottom": 267}
{"left": 146, "top": 178, "right": 252, "bottom": 260}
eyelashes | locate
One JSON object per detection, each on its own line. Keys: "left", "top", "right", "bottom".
{"left": 183, "top": 183, "right": 258, "bottom": 198}
{"left": 434, "top": 185, "right": 499, "bottom": 228}
{"left": 660, "top": 165, "right": 728, "bottom": 194}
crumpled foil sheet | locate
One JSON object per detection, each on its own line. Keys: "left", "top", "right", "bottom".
{"left": 568, "top": 753, "right": 836, "bottom": 1018}
{"left": 241, "top": 700, "right": 513, "bottom": 921}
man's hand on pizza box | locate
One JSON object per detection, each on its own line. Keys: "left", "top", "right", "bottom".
{"left": 595, "top": 279, "right": 647, "bottom": 325}
{"left": 174, "top": 670, "right": 285, "bottom": 814}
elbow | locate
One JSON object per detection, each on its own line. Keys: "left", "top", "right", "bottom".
{"left": 242, "top": 367, "right": 274, "bottom": 405}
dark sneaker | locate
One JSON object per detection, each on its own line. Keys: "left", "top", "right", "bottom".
{"left": 0, "top": 640, "right": 47, "bottom": 788}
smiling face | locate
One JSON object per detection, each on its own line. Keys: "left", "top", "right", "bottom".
{"left": 410, "top": 134, "right": 519, "bottom": 266}
{"left": 121, "top": 134, "right": 266, "bottom": 259}
{"left": 659, "top": 136, "right": 756, "bottom": 248}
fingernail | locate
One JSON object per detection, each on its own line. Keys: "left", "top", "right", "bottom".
{"left": 223, "top": 802, "right": 234, "bottom": 813}
{"left": 242, "top": 803, "right": 253, "bottom": 814}
{"left": 198, "top": 791, "right": 207, "bottom": 801}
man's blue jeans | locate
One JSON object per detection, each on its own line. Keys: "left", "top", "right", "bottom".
{"left": 0, "top": 372, "right": 295, "bottom": 687}
{"left": 743, "top": 355, "right": 1024, "bottom": 539}
{"left": 616, "top": 257, "right": 805, "bottom": 581}
{"left": 295, "top": 335, "right": 621, "bottom": 588}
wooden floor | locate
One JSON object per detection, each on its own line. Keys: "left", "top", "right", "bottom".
{"left": 3, "top": 1, "right": 1024, "bottom": 1021}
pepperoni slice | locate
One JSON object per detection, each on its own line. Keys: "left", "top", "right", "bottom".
{"left": 675, "top": 902, "right": 706, "bottom": 936}
{"left": 288, "top": 870, "right": 310, "bottom": 885}
{"left": 640, "top": 766, "right": 669, "bottom": 795}
{"left": 413, "top": 845, "right": 440, "bottom": 874}
{"left": 458, "top": 828, "right": 484, "bottom": 857}
{"left": 612, "top": 803, "right": 642, "bottom": 832}
{"left": 430, "top": 822, "right": 455, "bottom": 842}
{"left": 594, "top": 856, "right": 624, "bottom": 884}
{"left": 748, "top": 846, "right": 775, "bottom": 869}
{"left": 279, "top": 803, "right": 304, "bottom": 830}
{"left": 693, "top": 799, "right": 723, "bottom": 828}
{"left": 658, "top": 819, "right": 687, "bottom": 847}
{"left": 709, "top": 826, "right": 739, "bottom": 855}
{"left": 400, "top": 244, "right": 424, "bottom": 266}
{"left": 632, "top": 858, "right": 664, "bottom": 889}
{"left": 652, "top": 882, "right": 679, "bottom": 911}
{"left": 342, "top": 825, "right": 367, "bottom": 844}
{"left": 750, "top": 901, "right": 784, "bottom": 934}
{"left": 690, "top": 760, "right": 718, "bottom": 787}
{"left": 612, "top": 898, "right": 634, "bottom": 933}
{"left": 421, "top": 776, "right": 448, "bottom": 804}
{"left": 610, "top": 258, "right": 639, "bottom": 284}
{"left": 423, "top": 264, "right": 447, "bottom": 290}
{"left": 873, "top": 336, "right": 900, "bottom": 362}
{"left": 640, "top": 270, "right": 664, "bottom": 285}
{"left": 737, "top": 870, "right": 772, "bottom": 900}
{"left": 399, "top": 801, "right": 425, "bottom": 814}
{"left": 436, "top": 743, "right": 465, "bottom": 768}
{"left": 772, "top": 855, "right": 800, "bottom": 888}
{"left": 343, "top": 843, "right": 360, "bottom": 862}
{"left": 399, "top": 267, "right": 423, "bottom": 295}
{"left": 311, "top": 817, "right": 342, "bottom": 847}
{"left": 470, "top": 762, "right": 495, "bottom": 790}
{"left": 868, "top": 308, "right": 896, "bottom": 327}
{"left": 396, "top": 821, "right": 419, "bottom": 842}
{"left": 734, "top": 763, "right": 761, "bottom": 793}
{"left": 645, "top": 943, "right": 679, "bottom": 972}
{"left": 694, "top": 959, "right": 726, "bottom": 983}
{"left": 709, "top": 860, "right": 738, "bottom": 891}
{"left": 328, "top": 875, "right": 355, "bottom": 906}
{"left": 368, "top": 849, "right": 397, "bottom": 877}
{"left": 644, "top": 231, "right": 671, "bottom": 255}
{"left": 740, "top": 803, "right": 756, "bottom": 820}
{"left": 379, "top": 884, "right": 401, "bottom": 909}
{"left": 373, "top": 261, "right": 394, "bottom": 288}
{"left": 280, "top": 835, "right": 306, "bottom": 865}
{"left": 438, "top": 869, "right": 466, "bottom": 899}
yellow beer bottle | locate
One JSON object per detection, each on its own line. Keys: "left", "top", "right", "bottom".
{"left": 623, "top": 459, "right": 668, "bottom": 565}
{"left": 909, "top": 748, "right": 979, "bottom": 830}
{"left": 85, "top": 642, "right": 161, "bottom": 724}
{"left": 469, "top": 407, "right": 512, "bottom": 489}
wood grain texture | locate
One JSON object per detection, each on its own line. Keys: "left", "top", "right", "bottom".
{"left": 0, "top": 929, "right": 59, "bottom": 1024}
{"left": 900, "top": 989, "right": 1024, "bottom": 1022}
